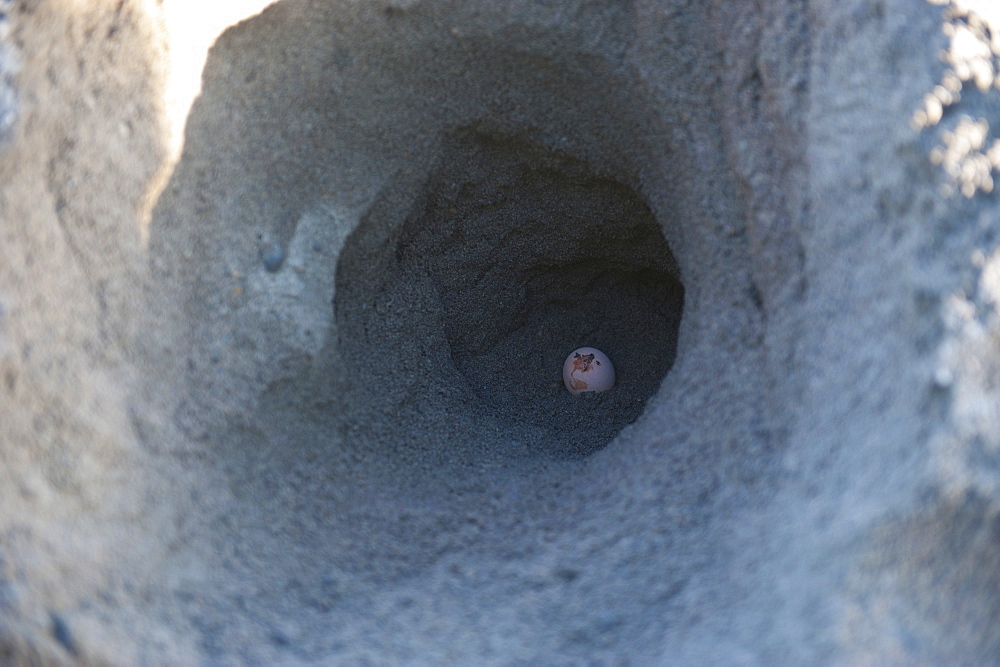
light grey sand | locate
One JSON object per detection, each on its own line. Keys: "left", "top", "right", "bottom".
{"left": 2, "top": 0, "right": 1000, "bottom": 662}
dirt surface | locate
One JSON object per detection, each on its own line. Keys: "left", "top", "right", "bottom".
{"left": 2, "top": 0, "right": 1000, "bottom": 662}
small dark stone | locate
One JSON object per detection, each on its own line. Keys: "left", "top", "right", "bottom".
{"left": 262, "top": 242, "right": 285, "bottom": 273}
{"left": 50, "top": 613, "right": 76, "bottom": 656}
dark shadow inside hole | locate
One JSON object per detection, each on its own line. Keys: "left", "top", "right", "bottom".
{"left": 336, "top": 130, "right": 684, "bottom": 458}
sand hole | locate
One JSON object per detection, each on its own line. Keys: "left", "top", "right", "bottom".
{"left": 335, "top": 130, "right": 684, "bottom": 458}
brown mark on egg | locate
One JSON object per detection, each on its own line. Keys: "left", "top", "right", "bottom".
{"left": 572, "top": 352, "right": 596, "bottom": 373}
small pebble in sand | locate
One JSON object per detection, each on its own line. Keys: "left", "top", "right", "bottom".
{"left": 262, "top": 241, "right": 285, "bottom": 272}
{"left": 563, "top": 347, "right": 615, "bottom": 395}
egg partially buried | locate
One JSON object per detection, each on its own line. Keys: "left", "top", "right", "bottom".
{"left": 563, "top": 347, "right": 616, "bottom": 395}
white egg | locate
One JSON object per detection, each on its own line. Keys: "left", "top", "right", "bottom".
{"left": 563, "top": 347, "right": 615, "bottom": 395}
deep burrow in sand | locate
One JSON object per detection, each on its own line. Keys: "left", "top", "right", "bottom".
{"left": 135, "top": 2, "right": 766, "bottom": 658}
{"left": 5, "top": 0, "right": 999, "bottom": 663}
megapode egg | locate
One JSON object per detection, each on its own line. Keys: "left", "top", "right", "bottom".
{"left": 563, "top": 347, "right": 615, "bottom": 395}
